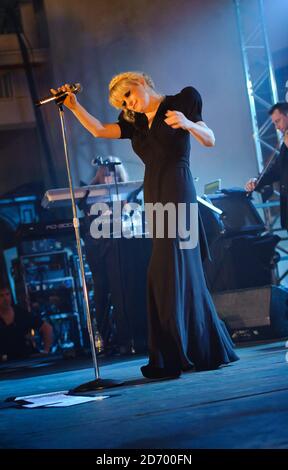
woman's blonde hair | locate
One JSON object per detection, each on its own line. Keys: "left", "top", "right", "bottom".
{"left": 109, "top": 71, "right": 156, "bottom": 122}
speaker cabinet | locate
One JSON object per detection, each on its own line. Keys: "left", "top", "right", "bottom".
{"left": 213, "top": 285, "right": 288, "bottom": 338}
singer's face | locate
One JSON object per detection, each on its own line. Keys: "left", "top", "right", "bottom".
{"left": 121, "top": 83, "right": 151, "bottom": 113}
{"left": 271, "top": 109, "right": 288, "bottom": 134}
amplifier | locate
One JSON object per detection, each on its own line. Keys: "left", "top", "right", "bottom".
{"left": 16, "top": 220, "right": 86, "bottom": 254}
{"left": 49, "top": 312, "right": 83, "bottom": 350}
{"left": 17, "top": 220, "right": 83, "bottom": 238}
{"left": 20, "top": 250, "right": 71, "bottom": 282}
{"left": 213, "top": 285, "right": 288, "bottom": 340}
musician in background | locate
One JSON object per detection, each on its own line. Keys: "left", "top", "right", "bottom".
{"left": 84, "top": 157, "right": 134, "bottom": 355}
{"left": 245, "top": 102, "right": 288, "bottom": 229}
{"left": 0, "top": 284, "right": 53, "bottom": 361}
{"left": 90, "top": 155, "right": 128, "bottom": 185}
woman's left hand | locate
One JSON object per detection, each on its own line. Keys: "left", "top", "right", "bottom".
{"left": 164, "top": 110, "right": 190, "bottom": 130}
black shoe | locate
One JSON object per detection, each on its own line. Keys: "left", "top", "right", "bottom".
{"left": 141, "top": 364, "right": 181, "bottom": 380}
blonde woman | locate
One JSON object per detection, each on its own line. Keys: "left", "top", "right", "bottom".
{"left": 52, "top": 72, "right": 238, "bottom": 379}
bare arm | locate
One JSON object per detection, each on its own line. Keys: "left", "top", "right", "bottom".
{"left": 164, "top": 110, "right": 215, "bottom": 147}
{"left": 51, "top": 84, "right": 121, "bottom": 139}
{"left": 70, "top": 101, "right": 121, "bottom": 138}
{"left": 185, "top": 121, "right": 215, "bottom": 147}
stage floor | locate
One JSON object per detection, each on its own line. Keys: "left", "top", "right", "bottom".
{"left": 0, "top": 340, "right": 288, "bottom": 453}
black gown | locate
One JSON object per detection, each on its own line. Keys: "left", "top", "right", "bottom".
{"left": 118, "top": 86, "right": 239, "bottom": 373}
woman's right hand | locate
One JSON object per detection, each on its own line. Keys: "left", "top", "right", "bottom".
{"left": 50, "top": 83, "right": 78, "bottom": 110}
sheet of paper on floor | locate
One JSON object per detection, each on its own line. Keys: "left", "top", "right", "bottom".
{"left": 15, "top": 390, "right": 109, "bottom": 407}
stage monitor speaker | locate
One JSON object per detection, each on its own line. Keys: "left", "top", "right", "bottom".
{"left": 213, "top": 285, "right": 288, "bottom": 339}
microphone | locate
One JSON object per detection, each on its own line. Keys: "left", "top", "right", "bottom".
{"left": 91, "top": 156, "right": 105, "bottom": 166}
{"left": 35, "top": 83, "right": 82, "bottom": 107}
{"left": 91, "top": 156, "right": 122, "bottom": 166}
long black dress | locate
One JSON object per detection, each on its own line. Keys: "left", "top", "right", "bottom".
{"left": 118, "top": 86, "right": 239, "bottom": 374}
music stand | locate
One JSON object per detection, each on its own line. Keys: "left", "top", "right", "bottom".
{"left": 54, "top": 101, "right": 123, "bottom": 392}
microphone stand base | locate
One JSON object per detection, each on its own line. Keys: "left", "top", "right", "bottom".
{"left": 69, "top": 378, "right": 124, "bottom": 394}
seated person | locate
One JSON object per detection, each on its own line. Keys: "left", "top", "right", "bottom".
{"left": 89, "top": 155, "right": 128, "bottom": 185}
{"left": 0, "top": 284, "right": 53, "bottom": 361}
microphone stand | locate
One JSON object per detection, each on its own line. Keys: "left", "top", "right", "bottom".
{"left": 55, "top": 101, "right": 123, "bottom": 393}
{"left": 107, "top": 160, "right": 120, "bottom": 200}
